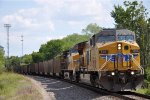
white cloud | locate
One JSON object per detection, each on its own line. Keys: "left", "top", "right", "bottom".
{"left": 1, "top": 0, "right": 117, "bottom": 56}
{"left": 2, "top": 14, "right": 38, "bottom": 29}
{"left": 68, "top": 20, "right": 84, "bottom": 27}
{"left": 35, "top": 0, "right": 64, "bottom": 14}
{"left": 34, "top": 0, "right": 108, "bottom": 16}
{"left": 2, "top": 7, "right": 55, "bottom": 32}
{"left": 34, "top": 0, "right": 114, "bottom": 27}
{"left": 18, "top": 8, "right": 39, "bottom": 17}
{"left": 67, "top": 0, "right": 103, "bottom": 16}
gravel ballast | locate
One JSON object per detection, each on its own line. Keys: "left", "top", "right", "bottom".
{"left": 28, "top": 75, "right": 121, "bottom": 100}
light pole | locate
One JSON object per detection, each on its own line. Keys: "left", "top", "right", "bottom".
{"left": 4, "top": 24, "right": 11, "bottom": 68}
{"left": 21, "top": 35, "right": 24, "bottom": 64}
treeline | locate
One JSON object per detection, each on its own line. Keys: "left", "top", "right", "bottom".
{"left": 4, "top": 34, "right": 89, "bottom": 70}
{"left": 21, "top": 23, "right": 101, "bottom": 64}
{"left": 5, "top": 23, "right": 100, "bottom": 71}
{"left": 32, "top": 33, "right": 89, "bottom": 63}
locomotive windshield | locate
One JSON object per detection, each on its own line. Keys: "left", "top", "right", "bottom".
{"left": 97, "top": 35, "right": 115, "bottom": 42}
{"left": 118, "top": 35, "right": 134, "bottom": 41}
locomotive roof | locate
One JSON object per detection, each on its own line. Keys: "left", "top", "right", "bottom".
{"left": 71, "top": 41, "right": 87, "bottom": 50}
{"left": 94, "top": 29, "right": 135, "bottom": 37}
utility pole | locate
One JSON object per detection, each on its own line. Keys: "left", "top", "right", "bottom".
{"left": 21, "top": 35, "right": 24, "bottom": 64}
{"left": 4, "top": 24, "right": 11, "bottom": 68}
{"left": 21, "top": 35, "right": 24, "bottom": 57}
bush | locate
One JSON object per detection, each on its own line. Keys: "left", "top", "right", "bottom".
{"left": 0, "top": 49, "right": 5, "bottom": 73}
{"left": 145, "top": 67, "right": 150, "bottom": 82}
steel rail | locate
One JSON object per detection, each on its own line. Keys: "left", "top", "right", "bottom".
{"left": 117, "top": 91, "right": 150, "bottom": 99}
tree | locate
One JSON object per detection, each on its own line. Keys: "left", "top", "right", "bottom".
{"left": 22, "top": 54, "right": 33, "bottom": 64}
{"left": 111, "top": 1, "right": 148, "bottom": 30}
{"left": 8, "top": 56, "right": 20, "bottom": 71}
{"left": 111, "top": 1, "right": 150, "bottom": 66}
{"left": 62, "top": 33, "right": 89, "bottom": 50}
{"left": 32, "top": 52, "right": 44, "bottom": 63}
{"left": 39, "top": 39, "right": 64, "bottom": 60}
{"left": 82, "top": 23, "right": 102, "bottom": 37}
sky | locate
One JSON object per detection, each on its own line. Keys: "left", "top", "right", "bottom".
{"left": 0, "top": 0, "right": 150, "bottom": 57}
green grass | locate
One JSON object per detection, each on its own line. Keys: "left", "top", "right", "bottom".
{"left": 135, "top": 80, "right": 150, "bottom": 95}
{"left": 136, "top": 88, "right": 149, "bottom": 94}
{"left": 0, "top": 72, "right": 42, "bottom": 100}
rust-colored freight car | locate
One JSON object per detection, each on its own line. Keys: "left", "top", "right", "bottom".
{"left": 30, "top": 63, "right": 35, "bottom": 74}
{"left": 43, "top": 61, "right": 49, "bottom": 75}
{"left": 34, "top": 63, "right": 39, "bottom": 74}
{"left": 53, "top": 56, "right": 61, "bottom": 76}
{"left": 23, "top": 65, "right": 27, "bottom": 74}
{"left": 39, "top": 62, "right": 44, "bottom": 75}
{"left": 20, "top": 66, "right": 23, "bottom": 73}
{"left": 28, "top": 64, "right": 31, "bottom": 74}
{"left": 48, "top": 59, "right": 53, "bottom": 75}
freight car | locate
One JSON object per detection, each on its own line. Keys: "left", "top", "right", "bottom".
{"left": 18, "top": 29, "right": 144, "bottom": 91}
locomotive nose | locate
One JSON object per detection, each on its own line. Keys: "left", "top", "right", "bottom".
{"left": 116, "top": 42, "right": 133, "bottom": 70}
{"left": 98, "top": 41, "right": 141, "bottom": 71}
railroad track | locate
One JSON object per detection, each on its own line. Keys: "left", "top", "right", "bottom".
{"left": 117, "top": 91, "right": 150, "bottom": 100}
{"left": 54, "top": 76, "right": 150, "bottom": 100}
{"left": 32, "top": 75, "right": 150, "bottom": 100}
{"left": 59, "top": 78, "right": 134, "bottom": 100}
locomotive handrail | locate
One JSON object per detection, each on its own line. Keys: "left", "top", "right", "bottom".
{"left": 99, "top": 55, "right": 112, "bottom": 71}
{"left": 130, "top": 54, "right": 144, "bottom": 75}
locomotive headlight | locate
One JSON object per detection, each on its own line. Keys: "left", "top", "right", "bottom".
{"left": 118, "top": 46, "right": 121, "bottom": 50}
{"left": 131, "top": 71, "right": 135, "bottom": 75}
{"left": 118, "top": 43, "right": 122, "bottom": 50}
{"left": 111, "top": 72, "right": 115, "bottom": 76}
{"left": 118, "top": 44, "right": 121, "bottom": 47}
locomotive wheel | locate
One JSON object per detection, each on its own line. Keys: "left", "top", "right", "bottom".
{"left": 60, "top": 71, "right": 64, "bottom": 79}
{"left": 90, "top": 74, "right": 99, "bottom": 87}
{"left": 75, "top": 72, "right": 80, "bottom": 83}
{"left": 90, "top": 75, "right": 95, "bottom": 86}
{"left": 69, "top": 72, "right": 73, "bottom": 81}
{"left": 75, "top": 75, "right": 80, "bottom": 83}
{"left": 95, "top": 77, "right": 100, "bottom": 87}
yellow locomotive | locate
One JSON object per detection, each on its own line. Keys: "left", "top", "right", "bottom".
{"left": 76, "top": 29, "right": 144, "bottom": 91}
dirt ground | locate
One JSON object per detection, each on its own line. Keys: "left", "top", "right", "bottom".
{"left": 25, "top": 75, "right": 55, "bottom": 100}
